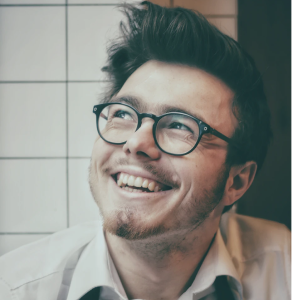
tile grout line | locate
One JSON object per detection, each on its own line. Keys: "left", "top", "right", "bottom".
{"left": 0, "top": 157, "right": 91, "bottom": 159}
{"left": 0, "top": 4, "right": 120, "bottom": 7}
{"left": 0, "top": 80, "right": 109, "bottom": 84}
{"left": 0, "top": 232, "right": 54, "bottom": 235}
{"left": 66, "top": 0, "right": 69, "bottom": 228}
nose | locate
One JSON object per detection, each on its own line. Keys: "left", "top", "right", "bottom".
{"left": 122, "top": 119, "right": 161, "bottom": 160}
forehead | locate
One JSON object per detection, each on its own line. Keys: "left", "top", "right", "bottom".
{"left": 116, "top": 60, "right": 237, "bottom": 135}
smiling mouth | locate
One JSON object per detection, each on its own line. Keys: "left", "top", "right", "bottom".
{"left": 113, "top": 172, "right": 172, "bottom": 193}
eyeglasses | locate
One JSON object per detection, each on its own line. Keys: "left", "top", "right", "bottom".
{"left": 93, "top": 102, "right": 239, "bottom": 156}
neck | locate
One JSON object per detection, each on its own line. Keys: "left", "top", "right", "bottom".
{"left": 105, "top": 225, "right": 218, "bottom": 300}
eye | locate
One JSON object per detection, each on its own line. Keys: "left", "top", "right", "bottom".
{"left": 113, "top": 110, "right": 133, "bottom": 120}
{"left": 169, "top": 122, "right": 194, "bottom": 133}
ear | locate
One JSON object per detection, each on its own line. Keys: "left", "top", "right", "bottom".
{"left": 222, "top": 161, "right": 257, "bottom": 207}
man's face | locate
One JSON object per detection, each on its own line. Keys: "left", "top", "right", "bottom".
{"left": 89, "top": 61, "right": 237, "bottom": 240}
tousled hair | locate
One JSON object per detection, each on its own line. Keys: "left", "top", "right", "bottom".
{"left": 102, "top": 1, "right": 272, "bottom": 180}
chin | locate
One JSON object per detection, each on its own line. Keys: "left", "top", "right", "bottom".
{"left": 102, "top": 209, "right": 169, "bottom": 240}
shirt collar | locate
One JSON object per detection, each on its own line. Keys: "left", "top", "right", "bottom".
{"left": 66, "top": 222, "right": 114, "bottom": 300}
{"left": 67, "top": 224, "right": 243, "bottom": 300}
{"left": 183, "top": 228, "right": 243, "bottom": 299}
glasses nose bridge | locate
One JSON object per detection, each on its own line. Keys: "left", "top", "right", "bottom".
{"left": 137, "top": 112, "right": 158, "bottom": 128}
{"left": 136, "top": 113, "right": 157, "bottom": 134}
{"left": 139, "top": 112, "right": 157, "bottom": 121}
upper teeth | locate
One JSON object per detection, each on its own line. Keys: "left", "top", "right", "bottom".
{"left": 117, "top": 172, "right": 162, "bottom": 192}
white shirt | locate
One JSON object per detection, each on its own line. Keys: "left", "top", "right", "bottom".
{"left": 0, "top": 213, "right": 290, "bottom": 300}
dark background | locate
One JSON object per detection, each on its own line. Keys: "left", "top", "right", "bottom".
{"left": 237, "top": 0, "right": 291, "bottom": 229}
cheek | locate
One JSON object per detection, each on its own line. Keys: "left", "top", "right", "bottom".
{"left": 174, "top": 152, "right": 225, "bottom": 192}
{"left": 90, "top": 139, "right": 119, "bottom": 189}
{"left": 90, "top": 140, "right": 116, "bottom": 205}
{"left": 91, "top": 137, "right": 114, "bottom": 167}
{"left": 171, "top": 155, "right": 202, "bottom": 182}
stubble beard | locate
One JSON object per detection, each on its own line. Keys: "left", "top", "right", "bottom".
{"left": 89, "top": 159, "right": 229, "bottom": 241}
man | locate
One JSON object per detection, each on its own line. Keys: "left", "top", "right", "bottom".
{"left": 0, "top": 2, "right": 290, "bottom": 300}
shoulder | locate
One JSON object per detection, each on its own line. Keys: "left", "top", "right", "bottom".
{"left": 0, "top": 221, "right": 102, "bottom": 293}
{"left": 220, "top": 213, "right": 291, "bottom": 300}
{"left": 220, "top": 212, "right": 290, "bottom": 261}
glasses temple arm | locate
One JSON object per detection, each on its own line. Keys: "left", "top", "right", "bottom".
{"left": 210, "top": 128, "right": 240, "bottom": 149}
{"left": 100, "top": 112, "right": 108, "bottom": 120}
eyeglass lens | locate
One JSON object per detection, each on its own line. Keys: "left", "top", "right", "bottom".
{"left": 98, "top": 104, "right": 200, "bottom": 155}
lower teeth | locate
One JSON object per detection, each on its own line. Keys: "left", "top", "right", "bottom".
{"left": 121, "top": 186, "right": 149, "bottom": 193}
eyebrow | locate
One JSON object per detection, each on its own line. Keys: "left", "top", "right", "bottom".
{"left": 109, "top": 95, "right": 147, "bottom": 112}
{"left": 110, "top": 95, "right": 141, "bottom": 107}
{"left": 109, "top": 95, "right": 207, "bottom": 123}
{"left": 158, "top": 105, "right": 207, "bottom": 123}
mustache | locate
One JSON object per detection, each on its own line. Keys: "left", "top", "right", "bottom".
{"left": 102, "top": 158, "right": 179, "bottom": 189}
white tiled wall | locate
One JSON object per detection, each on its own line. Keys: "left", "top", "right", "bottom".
{"left": 0, "top": 0, "right": 237, "bottom": 255}
{"left": 0, "top": 234, "right": 48, "bottom": 255}
{"left": 0, "top": 84, "right": 66, "bottom": 157}
{"left": 68, "top": 82, "right": 106, "bottom": 157}
{"left": 0, "top": 159, "right": 67, "bottom": 232}
{"left": 0, "top": 7, "right": 66, "bottom": 81}
{"left": 68, "top": 159, "right": 100, "bottom": 226}
{"left": 68, "top": 6, "right": 122, "bottom": 81}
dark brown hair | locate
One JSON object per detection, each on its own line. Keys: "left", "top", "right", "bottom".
{"left": 102, "top": 1, "right": 272, "bottom": 174}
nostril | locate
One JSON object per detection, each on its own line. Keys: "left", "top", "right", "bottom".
{"left": 136, "top": 151, "right": 151, "bottom": 158}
